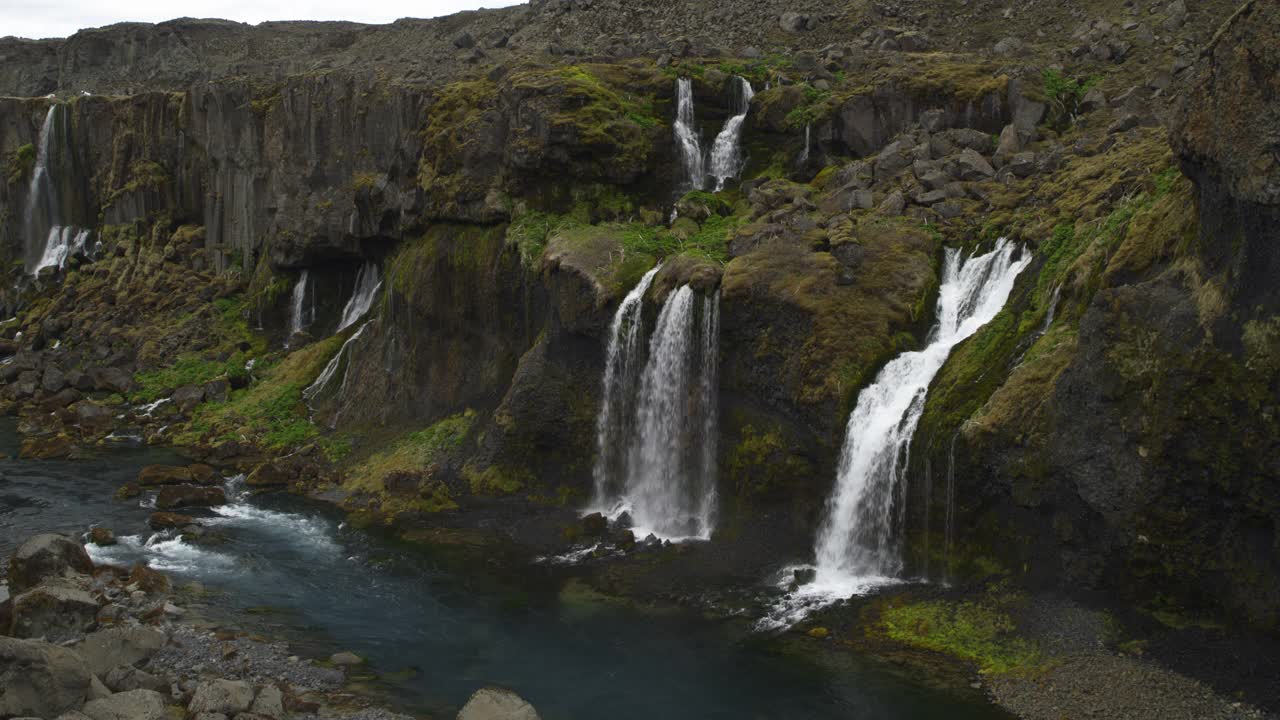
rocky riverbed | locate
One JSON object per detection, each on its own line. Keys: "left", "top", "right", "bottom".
{"left": 0, "top": 532, "right": 539, "bottom": 720}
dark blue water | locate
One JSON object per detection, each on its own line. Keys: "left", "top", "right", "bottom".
{"left": 0, "top": 426, "right": 1006, "bottom": 720}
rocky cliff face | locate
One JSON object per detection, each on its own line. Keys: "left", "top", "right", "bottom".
{"left": 0, "top": 0, "right": 1275, "bottom": 636}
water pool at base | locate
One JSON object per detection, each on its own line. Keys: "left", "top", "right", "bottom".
{"left": 0, "top": 428, "right": 1007, "bottom": 720}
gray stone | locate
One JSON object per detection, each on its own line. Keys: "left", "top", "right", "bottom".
{"left": 8, "top": 533, "right": 94, "bottom": 592}
{"left": 1007, "top": 152, "right": 1038, "bottom": 177}
{"left": 82, "top": 689, "right": 168, "bottom": 720}
{"left": 189, "top": 679, "right": 255, "bottom": 715}
{"left": 877, "top": 191, "right": 906, "bottom": 216}
{"left": 993, "top": 36, "right": 1023, "bottom": 56}
{"left": 249, "top": 685, "right": 284, "bottom": 719}
{"left": 992, "top": 124, "right": 1021, "bottom": 168}
{"left": 192, "top": 715, "right": 228, "bottom": 720}
{"left": 457, "top": 688, "right": 540, "bottom": 720}
{"left": 103, "top": 665, "right": 168, "bottom": 693}
{"left": 330, "top": 651, "right": 364, "bottom": 666}
{"left": 1079, "top": 87, "right": 1108, "bottom": 113}
{"left": 934, "top": 201, "right": 964, "bottom": 219}
{"left": 954, "top": 148, "right": 996, "bottom": 180}
{"left": 73, "top": 627, "right": 167, "bottom": 677}
{"left": 171, "top": 385, "right": 205, "bottom": 413}
{"left": 55, "top": 713, "right": 95, "bottom": 720}
{"left": 10, "top": 584, "right": 100, "bottom": 642}
{"left": 779, "top": 12, "right": 808, "bottom": 32}
{"left": 0, "top": 637, "right": 93, "bottom": 719}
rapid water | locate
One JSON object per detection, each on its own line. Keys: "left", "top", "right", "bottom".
{"left": 763, "top": 240, "right": 1031, "bottom": 628}
{"left": 673, "top": 78, "right": 705, "bottom": 193}
{"left": 0, "top": 423, "right": 1005, "bottom": 720}
{"left": 304, "top": 321, "right": 369, "bottom": 410}
{"left": 288, "top": 269, "right": 312, "bottom": 338}
{"left": 707, "top": 77, "right": 755, "bottom": 191}
{"left": 337, "top": 262, "right": 382, "bottom": 333}
{"left": 592, "top": 284, "right": 720, "bottom": 540}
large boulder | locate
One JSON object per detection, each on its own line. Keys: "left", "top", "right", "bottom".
{"left": 155, "top": 485, "right": 227, "bottom": 510}
{"left": 457, "top": 688, "right": 540, "bottom": 720}
{"left": 188, "top": 679, "right": 254, "bottom": 715}
{"left": 0, "top": 636, "right": 93, "bottom": 718}
{"left": 149, "top": 511, "right": 195, "bottom": 530}
{"left": 9, "top": 584, "right": 100, "bottom": 642}
{"left": 103, "top": 665, "right": 168, "bottom": 693}
{"left": 8, "top": 533, "right": 94, "bottom": 592}
{"left": 246, "top": 462, "right": 290, "bottom": 487}
{"left": 82, "top": 689, "right": 168, "bottom": 720}
{"left": 71, "top": 626, "right": 167, "bottom": 676}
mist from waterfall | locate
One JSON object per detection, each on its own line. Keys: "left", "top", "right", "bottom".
{"left": 591, "top": 280, "right": 721, "bottom": 541}
{"left": 708, "top": 76, "right": 755, "bottom": 191}
{"left": 337, "top": 262, "right": 382, "bottom": 332}
{"left": 760, "top": 239, "right": 1031, "bottom": 629}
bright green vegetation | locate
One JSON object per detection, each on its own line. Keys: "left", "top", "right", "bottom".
{"left": 175, "top": 334, "right": 346, "bottom": 450}
{"left": 1041, "top": 68, "right": 1100, "bottom": 124}
{"left": 463, "top": 463, "right": 529, "bottom": 496}
{"left": 342, "top": 411, "right": 477, "bottom": 515}
{"left": 132, "top": 296, "right": 264, "bottom": 402}
{"left": 879, "top": 586, "right": 1044, "bottom": 675}
{"left": 6, "top": 143, "right": 35, "bottom": 185}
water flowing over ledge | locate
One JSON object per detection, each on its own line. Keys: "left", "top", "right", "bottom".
{"left": 759, "top": 239, "right": 1031, "bottom": 630}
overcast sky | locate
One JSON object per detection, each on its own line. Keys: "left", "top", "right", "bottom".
{"left": 0, "top": 0, "right": 526, "bottom": 40}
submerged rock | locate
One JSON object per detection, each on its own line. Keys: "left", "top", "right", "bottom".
{"left": 155, "top": 484, "right": 227, "bottom": 510}
{"left": 457, "top": 687, "right": 540, "bottom": 720}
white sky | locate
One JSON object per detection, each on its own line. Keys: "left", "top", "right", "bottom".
{"left": 0, "top": 0, "right": 526, "bottom": 40}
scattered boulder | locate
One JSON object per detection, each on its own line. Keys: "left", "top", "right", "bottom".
{"left": 172, "top": 385, "right": 205, "bottom": 413}
{"left": 457, "top": 688, "right": 541, "bottom": 720}
{"left": 128, "top": 563, "right": 171, "bottom": 595}
{"left": 992, "top": 124, "right": 1021, "bottom": 168}
{"left": 0, "top": 636, "right": 93, "bottom": 719}
{"left": 877, "top": 190, "right": 906, "bottom": 216}
{"left": 137, "top": 465, "right": 194, "bottom": 486}
{"left": 149, "top": 511, "right": 195, "bottom": 530}
{"left": 953, "top": 148, "right": 996, "bottom": 180}
{"left": 9, "top": 584, "right": 101, "bottom": 641}
{"left": 581, "top": 513, "right": 608, "bottom": 536}
{"left": 155, "top": 485, "right": 227, "bottom": 510}
{"left": 779, "top": 12, "right": 809, "bottom": 32}
{"left": 88, "top": 527, "right": 116, "bottom": 546}
{"left": 82, "top": 689, "right": 168, "bottom": 720}
{"left": 188, "top": 679, "right": 255, "bottom": 715}
{"left": 72, "top": 626, "right": 167, "bottom": 677}
{"left": 246, "top": 462, "right": 289, "bottom": 487}
{"left": 103, "top": 665, "right": 168, "bottom": 693}
{"left": 19, "top": 433, "right": 74, "bottom": 459}
{"left": 88, "top": 367, "right": 134, "bottom": 394}
{"left": 1006, "top": 151, "right": 1038, "bottom": 177}
{"left": 250, "top": 685, "right": 285, "bottom": 719}
{"left": 8, "top": 533, "right": 94, "bottom": 592}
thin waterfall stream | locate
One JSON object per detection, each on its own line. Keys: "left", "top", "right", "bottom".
{"left": 24, "top": 104, "right": 90, "bottom": 276}
{"left": 761, "top": 239, "right": 1031, "bottom": 628}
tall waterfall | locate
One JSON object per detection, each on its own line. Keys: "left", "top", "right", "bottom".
{"left": 708, "top": 76, "right": 755, "bottom": 191}
{"left": 24, "top": 104, "right": 88, "bottom": 276}
{"left": 592, "top": 265, "right": 663, "bottom": 506}
{"left": 761, "top": 239, "right": 1030, "bottom": 629}
{"left": 673, "top": 78, "right": 705, "bottom": 192}
{"left": 336, "top": 262, "right": 381, "bottom": 332}
{"left": 591, "top": 281, "right": 721, "bottom": 540}
{"left": 289, "top": 270, "right": 312, "bottom": 337}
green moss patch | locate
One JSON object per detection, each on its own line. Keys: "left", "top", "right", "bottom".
{"left": 878, "top": 588, "right": 1045, "bottom": 675}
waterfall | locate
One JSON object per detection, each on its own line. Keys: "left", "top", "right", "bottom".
{"left": 24, "top": 104, "right": 89, "bottom": 276}
{"left": 591, "top": 283, "right": 721, "bottom": 540}
{"left": 799, "top": 124, "right": 811, "bottom": 167}
{"left": 304, "top": 321, "right": 369, "bottom": 407}
{"left": 336, "top": 262, "right": 382, "bottom": 333}
{"left": 760, "top": 239, "right": 1030, "bottom": 629}
{"left": 674, "top": 78, "right": 705, "bottom": 193}
{"left": 1040, "top": 283, "right": 1062, "bottom": 334}
{"left": 592, "top": 265, "right": 663, "bottom": 506}
{"left": 289, "top": 270, "right": 311, "bottom": 337}
{"left": 707, "top": 77, "right": 755, "bottom": 191}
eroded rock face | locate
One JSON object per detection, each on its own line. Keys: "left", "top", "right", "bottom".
{"left": 0, "top": 636, "right": 93, "bottom": 719}
{"left": 9, "top": 583, "right": 101, "bottom": 641}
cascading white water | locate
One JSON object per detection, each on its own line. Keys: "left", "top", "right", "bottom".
{"left": 304, "top": 321, "right": 368, "bottom": 406}
{"left": 336, "top": 262, "right": 381, "bottom": 332}
{"left": 591, "top": 282, "right": 721, "bottom": 540}
{"left": 760, "top": 239, "right": 1031, "bottom": 628}
{"left": 674, "top": 78, "right": 705, "bottom": 192}
{"left": 591, "top": 265, "right": 663, "bottom": 506}
{"left": 289, "top": 269, "right": 311, "bottom": 337}
{"left": 24, "top": 104, "right": 90, "bottom": 276}
{"left": 707, "top": 77, "right": 755, "bottom": 191}
{"left": 799, "top": 124, "right": 812, "bottom": 167}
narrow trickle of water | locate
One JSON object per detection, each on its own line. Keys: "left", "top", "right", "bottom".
{"left": 674, "top": 78, "right": 705, "bottom": 192}
{"left": 708, "top": 77, "right": 755, "bottom": 191}
{"left": 24, "top": 104, "right": 89, "bottom": 276}
{"left": 799, "top": 123, "right": 812, "bottom": 167}
{"left": 337, "top": 262, "right": 381, "bottom": 332}
{"left": 591, "top": 265, "right": 663, "bottom": 506}
{"left": 304, "top": 321, "right": 369, "bottom": 407}
{"left": 761, "top": 239, "right": 1030, "bottom": 628}
{"left": 592, "top": 283, "right": 720, "bottom": 541}
{"left": 1040, "top": 283, "right": 1062, "bottom": 334}
{"left": 289, "top": 269, "right": 311, "bottom": 337}
{"left": 944, "top": 431, "right": 959, "bottom": 584}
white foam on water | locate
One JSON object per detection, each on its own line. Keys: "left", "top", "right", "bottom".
{"left": 87, "top": 533, "right": 238, "bottom": 575}
{"left": 206, "top": 503, "right": 340, "bottom": 556}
